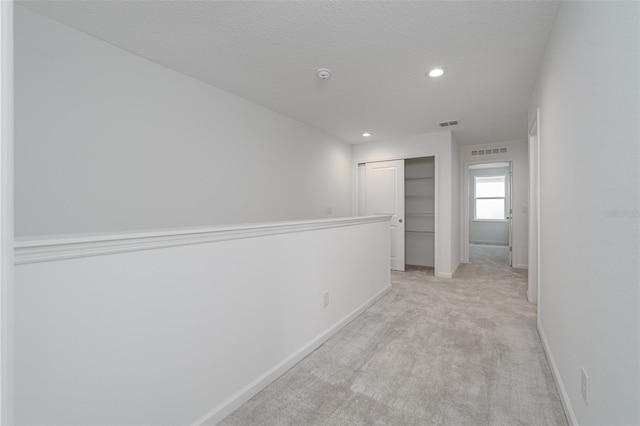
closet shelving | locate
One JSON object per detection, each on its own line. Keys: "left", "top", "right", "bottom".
{"left": 405, "top": 157, "right": 435, "bottom": 267}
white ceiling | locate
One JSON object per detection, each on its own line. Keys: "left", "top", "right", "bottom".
{"left": 21, "top": 1, "right": 560, "bottom": 145}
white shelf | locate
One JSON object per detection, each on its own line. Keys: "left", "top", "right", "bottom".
{"left": 405, "top": 157, "right": 435, "bottom": 268}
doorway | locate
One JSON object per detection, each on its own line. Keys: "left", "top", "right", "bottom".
{"left": 467, "top": 162, "right": 512, "bottom": 266}
{"left": 405, "top": 157, "right": 435, "bottom": 271}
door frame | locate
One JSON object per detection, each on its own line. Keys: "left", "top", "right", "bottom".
{"left": 461, "top": 157, "right": 518, "bottom": 265}
{"left": 528, "top": 109, "right": 541, "bottom": 305}
{"left": 0, "top": 0, "right": 14, "bottom": 422}
{"left": 508, "top": 162, "right": 513, "bottom": 266}
{"left": 463, "top": 161, "right": 512, "bottom": 263}
{"left": 355, "top": 154, "right": 439, "bottom": 276}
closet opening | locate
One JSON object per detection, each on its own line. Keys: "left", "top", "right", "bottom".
{"left": 357, "top": 156, "right": 437, "bottom": 275}
{"left": 404, "top": 157, "right": 435, "bottom": 274}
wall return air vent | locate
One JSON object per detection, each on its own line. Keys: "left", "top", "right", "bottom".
{"left": 471, "top": 147, "right": 508, "bottom": 156}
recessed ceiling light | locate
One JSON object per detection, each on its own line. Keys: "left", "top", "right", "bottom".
{"left": 428, "top": 68, "right": 445, "bottom": 78}
{"left": 317, "top": 68, "right": 331, "bottom": 79}
{"left": 362, "top": 132, "right": 372, "bottom": 137}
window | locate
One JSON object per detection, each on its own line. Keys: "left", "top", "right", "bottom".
{"left": 474, "top": 176, "right": 506, "bottom": 220}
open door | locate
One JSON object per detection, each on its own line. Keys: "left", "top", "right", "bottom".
{"left": 365, "top": 160, "right": 405, "bottom": 271}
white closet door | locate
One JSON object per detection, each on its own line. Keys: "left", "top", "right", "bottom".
{"left": 365, "top": 160, "right": 405, "bottom": 271}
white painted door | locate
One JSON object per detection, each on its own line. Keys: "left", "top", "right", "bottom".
{"left": 508, "top": 162, "right": 513, "bottom": 267}
{"left": 365, "top": 160, "right": 405, "bottom": 271}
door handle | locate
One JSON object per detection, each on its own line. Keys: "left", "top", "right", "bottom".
{"left": 398, "top": 219, "right": 403, "bottom": 223}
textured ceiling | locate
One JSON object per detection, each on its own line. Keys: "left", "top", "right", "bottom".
{"left": 20, "top": 1, "right": 560, "bottom": 145}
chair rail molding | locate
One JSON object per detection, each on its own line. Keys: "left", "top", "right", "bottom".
{"left": 14, "top": 215, "right": 392, "bottom": 265}
{"left": 13, "top": 214, "right": 393, "bottom": 424}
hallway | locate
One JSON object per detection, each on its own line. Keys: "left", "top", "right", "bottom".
{"left": 221, "top": 253, "right": 567, "bottom": 425}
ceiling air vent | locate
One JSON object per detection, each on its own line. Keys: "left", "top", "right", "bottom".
{"left": 439, "top": 120, "right": 459, "bottom": 127}
{"left": 471, "top": 147, "right": 508, "bottom": 156}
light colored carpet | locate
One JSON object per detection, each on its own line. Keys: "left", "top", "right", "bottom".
{"left": 219, "top": 248, "right": 567, "bottom": 425}
{"left": 469, "top": 243, "right": 509, "bottom": 266}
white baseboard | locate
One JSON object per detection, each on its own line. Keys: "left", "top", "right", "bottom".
{"left": 191, "top": 284, "right": 393, "bottom": 426}
{"left": 451, "top": 260, "right": 460, "bottom": 276}
{"left": 436, "top": 261, "right": 459, "bottom": 279}
{"left": 527, "top": 288, "right": 536, "bottom": 304}
{"left": 537, "top": 321, "right": 578, "bottom": 426}
{"left": 514, "top": 263, "right": 528, "bottom": 269}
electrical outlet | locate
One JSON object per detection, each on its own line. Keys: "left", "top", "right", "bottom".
{"left": 323, "top": 291, "right": 329, "bottom": 308}
{"left": 581, "top": 368, "right": 588, "bottom": 403}
{"left": 327, "top": 207, "right": 333, "bottom": 215}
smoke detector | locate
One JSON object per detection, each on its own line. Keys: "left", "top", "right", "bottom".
{"left": 316, "top": 68, "right": 331, "bottom": 79}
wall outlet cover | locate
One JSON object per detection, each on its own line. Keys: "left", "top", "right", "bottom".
{"left": 581, "top": 368, "right": 588, "bottom": 403}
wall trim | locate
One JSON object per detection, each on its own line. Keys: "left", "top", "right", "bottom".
{"left": 191, "top": 284, "right": 393, "bottom": 426}
{"left": 538, "top": 321, "right": 577, "bottom": 426}
{"left": 15, "top": 215, "right": 392, "bottom": 265}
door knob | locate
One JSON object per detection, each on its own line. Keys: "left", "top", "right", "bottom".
{"left": 398, "top": 219, "right": 403, "bottom": 223}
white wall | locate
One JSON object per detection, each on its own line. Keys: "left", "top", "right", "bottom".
{"left": 352, "top": 130, "right": 459, "bottom": 278}
{"left": 460, "top": 140, "right": 528, "bottom": 268}
{"left": 14, "top": 6, "right": 352, "bottom": 237}
{"left": 468, "top": 166, "right": 510, "bottom": 245}
{"left": 450, "top": 134, "right": 460, "bottom": 273}
{"left": 529, "top": 1, "right": 639, "bottom": 424}
{"left": 0, "top": 1, "right": 14, "bottom": 424}
{"left": 13, "top": 217, "right": 391, "bottom": 425}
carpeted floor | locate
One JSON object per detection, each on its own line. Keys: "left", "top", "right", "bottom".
{"left": 469, "top": 243, "right": 509, "bottom": 266}
{"left": 219, "top": 246, "right": 567, "bottom": 425}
